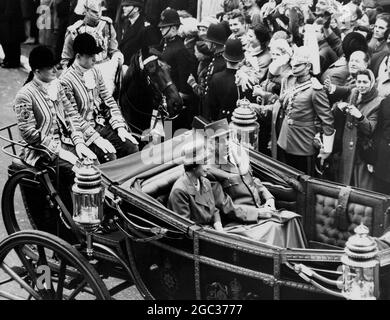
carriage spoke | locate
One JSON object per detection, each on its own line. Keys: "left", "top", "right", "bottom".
{"left": 1, "top": 263, "right": 41, "bottom": 300}
{"left": 66, "top": 279, "right": 88, "bottom": 300}
{"left": 55, "top": 260, "right": 67, "bottom": 300}
{"left": 0, "top": 290, "right": 25, "bottom": 301}
{"left": 14, "top": 246, "right": 38, "bottom": 285}
{"left": 37, "top": 245, "right": 49, "bottom": 267}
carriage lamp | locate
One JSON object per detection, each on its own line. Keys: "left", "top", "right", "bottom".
{"left": 230, "top": 98, "right": 260, "bottom": 151}
{"left": 72, "top": 158, "right": 105, "bottom": 256}
{"left": 341, "top": 224, "right": 379, "bottom": 300}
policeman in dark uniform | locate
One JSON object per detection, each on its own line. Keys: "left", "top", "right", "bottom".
{"left": 277, "top": 47, "right": 335, "bottom": 175}
{"left": 204, "top": 38, "right": 245, "bottom": 122}
{"left": 158, "top": 7, "right": 198, "bottom": 129}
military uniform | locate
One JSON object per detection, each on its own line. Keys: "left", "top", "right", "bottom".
{"left": 277, "top": 74, "right": 335, "bottom": 173}
{"left": 60, "top": 62, "right": 138, "bottom": 162}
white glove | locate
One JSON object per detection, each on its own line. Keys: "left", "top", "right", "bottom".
{"left": 75, "top": 143, "right": 97, "bottom": 160}
{"left": 118, "top": 127, "right": 139, "bottom": 145}
{"left": 94, "top": 137, "right": 117, "bottom": 154}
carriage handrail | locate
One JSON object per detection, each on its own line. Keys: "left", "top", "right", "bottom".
{"left": 0, "top": 123, "right": 52, "bottom": 160}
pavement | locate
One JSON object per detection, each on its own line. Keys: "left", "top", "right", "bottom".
{"left": 0, "top": 45, "right": 142, "bottom": 300}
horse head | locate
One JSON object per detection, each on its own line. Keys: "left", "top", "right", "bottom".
{"left": 140, "top": 48, "right": 184, "bottom": 118}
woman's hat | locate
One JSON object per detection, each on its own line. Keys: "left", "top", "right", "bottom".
{"left": 204, "top": 119, "right": 231, "bottom": 139}
{"left": 73, "top": 33, "right": 104, "bottom": 56}
{"left": 158, "top": 8, "right": 181, "bottom": 28}
{"left": 183, "top": 139, "right": 209, "bottom": 165}
{"left": 29, "top": 46, "right": 57, "bottom": 71}
{"left": 223, "top": 38, "right": 245, "bottom": 63}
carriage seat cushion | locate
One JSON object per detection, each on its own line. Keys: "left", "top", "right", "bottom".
{"left": 141, "top": 165, "right": 184, "bottom": 199}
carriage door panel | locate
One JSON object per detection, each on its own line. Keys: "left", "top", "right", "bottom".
{"left": 304, "top": 178, "right": 390, "bottom": 248}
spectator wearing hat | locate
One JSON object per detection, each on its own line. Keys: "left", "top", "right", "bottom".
{"left": 158, "top": 7, "right": 198, "bottom": 129}
{"left": 187, "top": 41, "right": 213, "bottom": 99}
{"left": 60, "top": 33, "right": 139, "bottom": 164}
{"left": 168, "top": 138, "right": 231, "bottom": 232}
{"left": 61, "top": 0, "right": 123, "bottom": 77}
{"left": 116, "top": 0, "right": 151, "bottom": 65}
{"left": 14, "top": 46, "right": 97, "bottom": 212}
{"left": 277, "top": 47, "right": 335, "bottom": 175}
{"left": 197, "top": 16, "right": 219, "bottom": 40}
{"left": 204, "top": 38, "right": 245, "bottom": 122}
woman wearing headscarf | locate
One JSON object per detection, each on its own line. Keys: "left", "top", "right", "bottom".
{"left": 334, "top": 69, "right": 383, "bottom": 190}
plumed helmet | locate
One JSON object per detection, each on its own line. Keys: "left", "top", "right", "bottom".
{"left": 73, "top": 33, "right": 104, "bottom": 56}
{"left": 342, "top": 32, "right": 369, "bottom": 60}
{"left": 291, "top": 46, "right": 312, "bottom": 65}
{"left": 158, "top": 8, "right": 181, "bottom": 28}
{"left": 223, "top": 38, "right": 245, "bottom": 63}
{"left": 29, "top": 46, "right": 57, "bottom": 71}
{"left": 205, "top": 23, "right": 228, "bottom": 46}
{"left": 120, "top": 0, "right": 144, "bottom": 8}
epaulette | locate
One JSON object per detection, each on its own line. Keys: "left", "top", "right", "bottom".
{"left": 100, "top": 16, "right": 113, "bottom": 24}
{"left": 311, "top": 77, "right": 323, "bottom": 90}
{"left": 68, "top": 20, "right": 84, "bottom": 33}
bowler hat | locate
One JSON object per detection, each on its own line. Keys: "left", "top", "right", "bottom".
{"left": 206, "top": 23, "right": 228, "bottom": 46}
{"left": 205, "top": 119, "right": 231, "bottom": 139}
{"left": 183, "top": 139, "right": 209, "bottom": 166}
{"left": 158, "top": 8, "right": 181, "bottom": 28}
{"left": 121, "top": 0, "right": 144, "bottom": 8}
{"left": 29, "top": 46, "right": 57, "bottom": 71}
{"left": 73, "top": 33, "right": 104, "bottom": 56}
{"left": 223, "top": 38, "right": 245, "bottom": 63}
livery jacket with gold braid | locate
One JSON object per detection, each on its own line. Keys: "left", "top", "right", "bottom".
{"left": 61, "top": 17, "right": 119, "bottom": 68}
{"left": 60, "top": 63, "right": 127, "bottom": 139}
{"left": 13, "top": 79, "right": 86, "bottom": 166}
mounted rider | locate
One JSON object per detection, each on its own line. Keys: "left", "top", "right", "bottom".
{"left": 61, "top": 0, "right": 124, "bottom": 94}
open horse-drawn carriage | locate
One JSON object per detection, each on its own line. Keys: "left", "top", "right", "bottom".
{"left": 1, "top": 115, "right": 390, "bottom": 300}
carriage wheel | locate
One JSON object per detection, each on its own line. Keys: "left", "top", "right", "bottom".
{"left": 0, "top": 231, "right": 111, "bottom": 300}
{"left": 2, "top": 170, "right": 71, "bottom": 239}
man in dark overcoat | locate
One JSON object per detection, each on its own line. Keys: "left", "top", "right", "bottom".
{"left": 0, "top": 0, "right": 25, "bottom": 68}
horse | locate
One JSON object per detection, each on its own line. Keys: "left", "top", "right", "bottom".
{"left": 119, "top": 47, "right": 184, "bottom": 140}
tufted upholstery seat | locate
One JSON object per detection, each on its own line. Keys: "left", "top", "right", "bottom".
{"left": 305, "top": 179, "right": 390, "bottom": 248}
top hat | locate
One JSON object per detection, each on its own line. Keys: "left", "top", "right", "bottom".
{"left": 121, "top": 0, "right": 144, "bottom": 8}
{"left": 183, "top": 139, "right": 209, "bottom": 166}
{"left": 158, "top": 8, "right": 181, "bottom": 28}
{"left": 205, "top": 23, "right": 228, "bottom": 46}
{"left": 73, "top": 33, "right": 104, "bottom": 56}
{"left": 223, "top": 38, "right": 245, "bottom": 63}
{"left": 205, "top": 119, "right": 231, "bottom": 139}
{"left": 29, "top": 46, "right": 57, "bottom": 71}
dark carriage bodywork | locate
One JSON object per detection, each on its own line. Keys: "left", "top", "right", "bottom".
{"left": 96, "top": 132, "right": 390, "bottom": 300}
